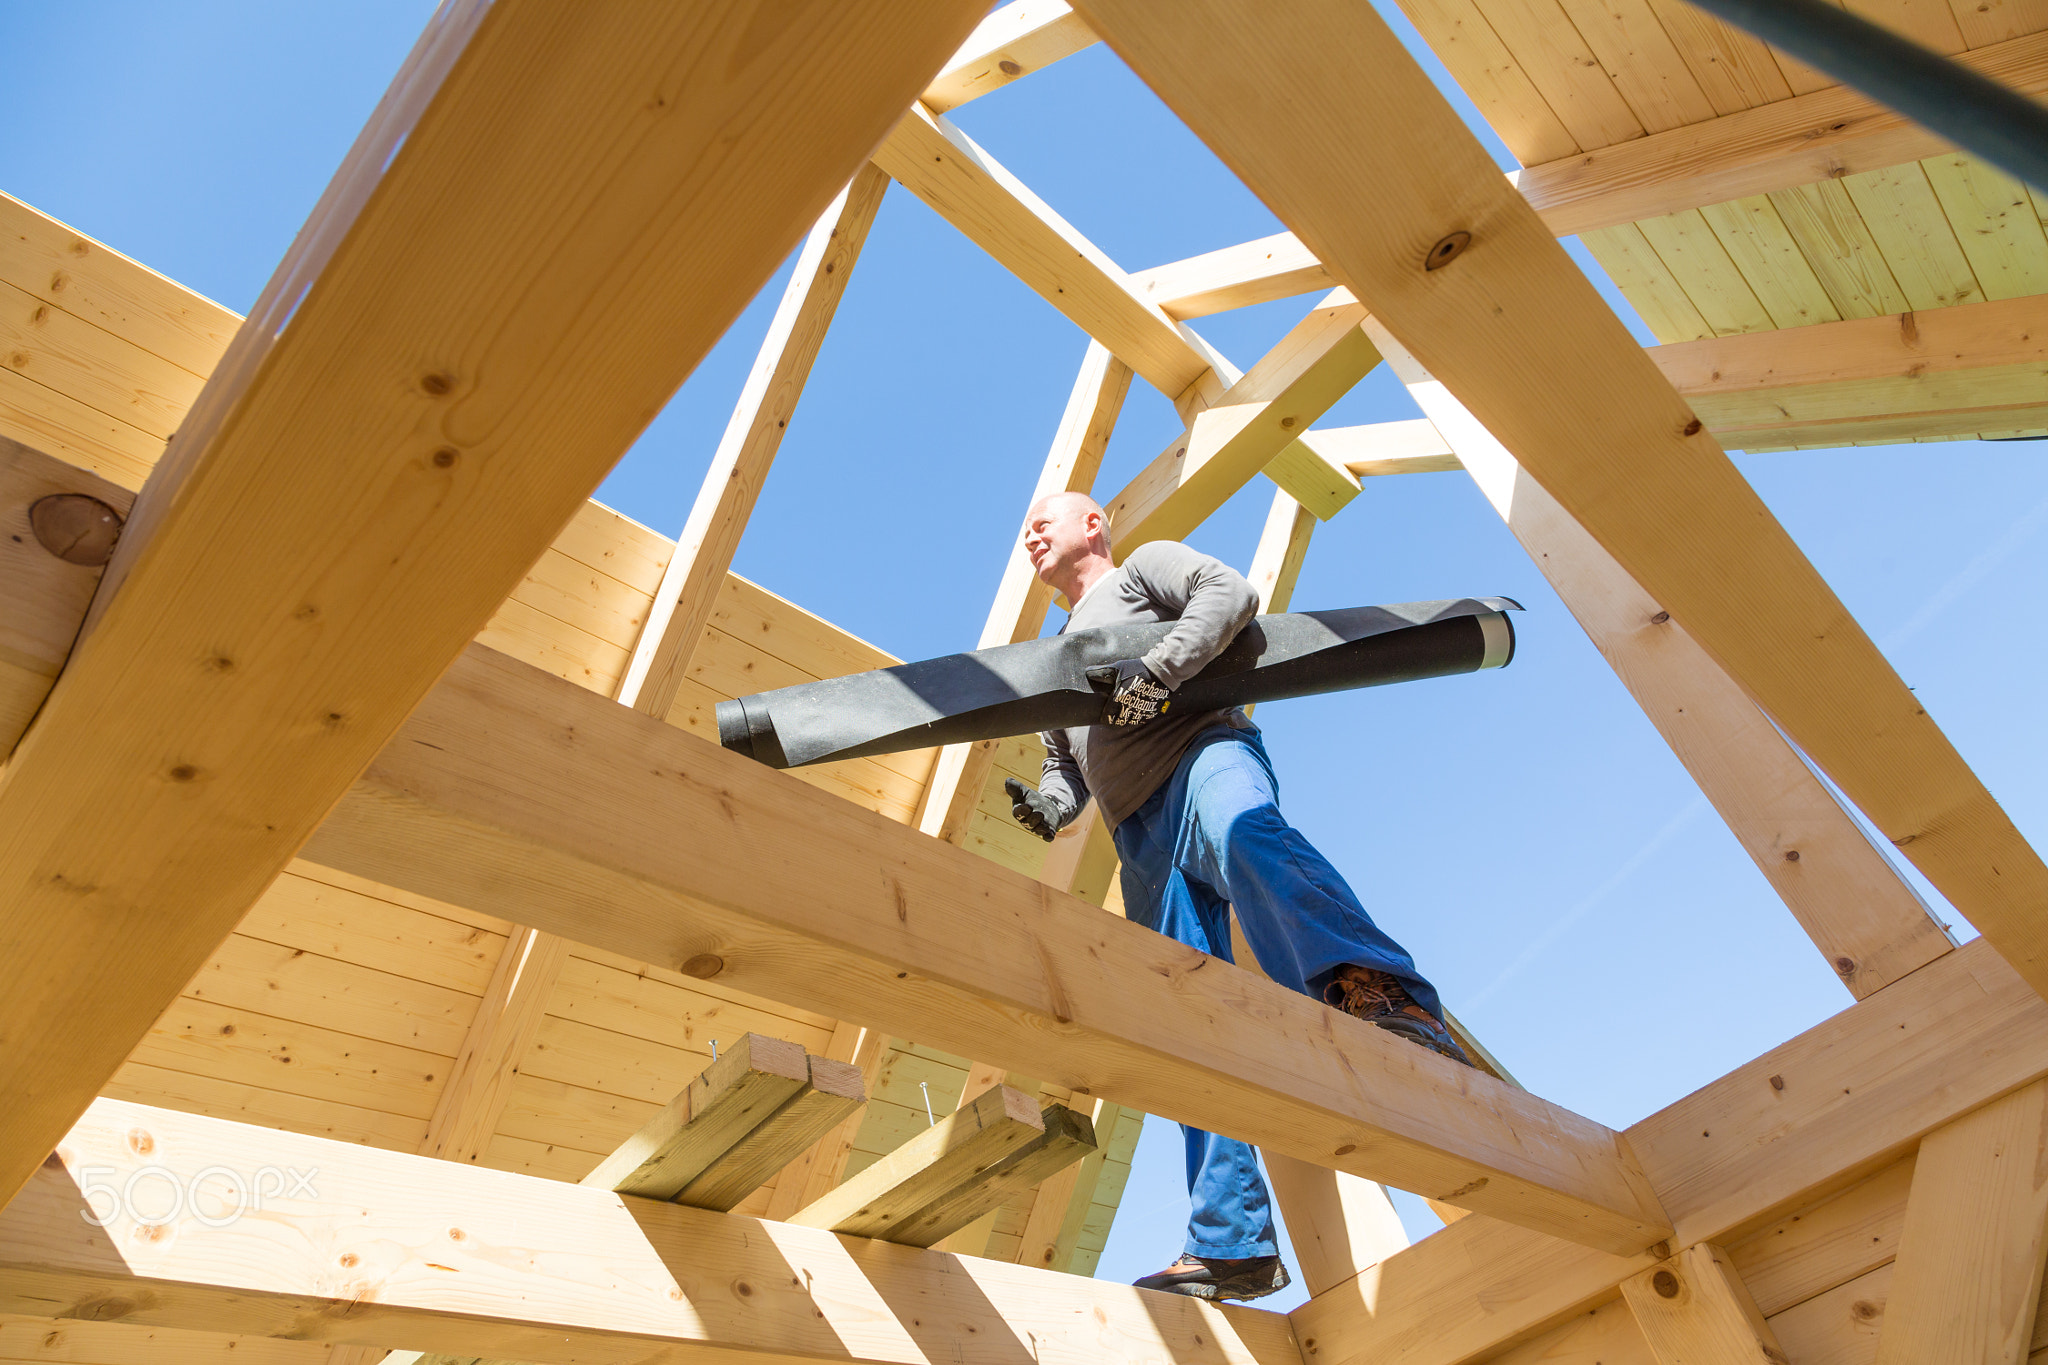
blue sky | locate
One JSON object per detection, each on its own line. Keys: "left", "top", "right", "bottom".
{"left": 12, "top": 2, "right": 2048, "bottom": 1309}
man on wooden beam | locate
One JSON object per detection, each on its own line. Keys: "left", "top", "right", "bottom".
{"left": 1005, "top": 491, "right": 1470, "bottom": 1303}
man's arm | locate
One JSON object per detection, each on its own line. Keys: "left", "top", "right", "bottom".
{"left": 1125, "top": 541, "right": 1260, "bottom": 689}
{"left": 1007, "top": 726, "right": 1087, "bottom": 842}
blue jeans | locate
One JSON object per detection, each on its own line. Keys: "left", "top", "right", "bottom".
{"left": 1113, "top": 722, "right": 1442, "bottom": 1260}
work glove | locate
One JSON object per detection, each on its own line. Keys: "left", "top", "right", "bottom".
{"left": 1004, "top": 777, "right": 1064, "bottom": 842}
{"left": 1085, "top": 657, "right": 1174, "bottom": 727}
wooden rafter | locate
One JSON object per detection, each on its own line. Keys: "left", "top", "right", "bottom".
{"left": 1621, "top": 1243, "right": 1788, "bottom": 1365}
{"left": 1292, "top": 936, "right": 2048, "bottom": 1365}
{"left": 915, "top": 340, "right": 1132, "bottom": 845}
{"left": 1070, "top": 0, "right": 2048, "bottom": 1007}
{"left": 0, "top": 0, "right": 987, "bottom": 1213}
{"left": 9, "top": 1098, "right": 1299, "bottom": 1365}
{"left": 620, "top": 166, "right": 891, "bottom": 725}
{"left": 1362, "top": 320, "right": 1954, "bottom": 997}
{"left": 920, "top": 1, "right": 1099, "bottom": 114}
{"left": 301, "top": 643, "right": 1671, "bottom": 1252}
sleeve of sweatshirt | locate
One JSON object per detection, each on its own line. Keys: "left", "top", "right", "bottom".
{"left": 1122, "top": 541, "right": 1260, "bottom": 689}
{"left": 1038, "top": 725, "right": 1089, "bottom": 824}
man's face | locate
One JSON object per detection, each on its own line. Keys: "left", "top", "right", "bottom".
{"left": 1023, "top": 499, "right": 1099, "bottom": 584}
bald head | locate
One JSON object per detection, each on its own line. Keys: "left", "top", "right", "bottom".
{"left": 1022, "top": 492, "right": 1114, "bottom": 601}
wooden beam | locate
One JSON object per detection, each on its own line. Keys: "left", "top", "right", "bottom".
{"left": 7, "top": 1098, "right": 1302, "bottom": 1365}
{"left": 1290, "top": 937, "right": 2048, "bottom": 1365}
{"left": 793, "top": 1086, "right": 1094, "bottom": 1247}
{"left": 914, "top": 341, "right": 1131, "bottom": 844}
{"left": 1650, "top": 291, "right": 2048, "bottom": 451}
{"left": 1875, "top": 1080, "right": 2048, "bottom": 1365}
{"left": 0, "top": 0, "right": 987, "bottom": 1213}
{"left": 304, "top": 643, "right": 1672, "bottom": 1253}
{"left": 872, "top": 102, "right": 1221, "bottom": 400}
{"left": 1621, "top": 1243, "right": 1788, "bottom": 1365}
{"left": 581, "top": 1032, "right": 863, "bottom": 1209}
{"left": 417, "top": 926, "right": 570, "bottom": 1162}
{"left": 0, "top": 439, "right": 131, "bottom": 754}
{"left": 1126, "top": 30, "right": 2048, "bottom": 318}
{"left": 1071, "top": 0, "right": 2048, "bottom": 1002}
{"left": 1515, "top": 27, "right": 2048, "bottom": 239}
{"left": 1136, "top": 231, "right": 1334, "bottom": 320}
{"left": 763, "top": 1022, "right": 891, "bottom": 1220}
{"left": 1103, "top": 291, "right": 1370, "bottom": 557}
{"left": 1362, "top": 322, "right": 1953, "bottom": 998}
{"left": 619, "top": 166, "right": 890, "bottom": 724}
{"left": 920, "top": 1, "right": 1099, "bottom": 114}
{"left": 1311, "top": 418, "right": 1463, "bottom": 478}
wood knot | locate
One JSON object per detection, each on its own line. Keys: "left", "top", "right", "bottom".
{"left": 682, "top": 953, "right": 725, "bottom": 979}
{"left": 126, "top": 1129, "right": 154, "bottom": 1156}
{"left": 1651, "top": 1269, "right": 1680, "bottom": 1299}
{"left": 998, "top": 59, "right": 1022, "bottom": 75}
{"left": 1424, "top": 231, "right": 1471, "bottom": 271}
{"left": 431, "top": 448, "right": 458, "bottom": 469}
{"left": 1682, "top": 418, "right": 1702, "bottom": 436}
{"left": 1332, "top": 1143, "right": 1357, "bottom": 1157}
{"left": 1783, "top": 849, "right": 1800, "bottom": 862}
{"left": 1650, "top": 610, "right": 1670, "bottom": 626}
{"left": 420, "top": 372, "right": 455, "bottom": 396}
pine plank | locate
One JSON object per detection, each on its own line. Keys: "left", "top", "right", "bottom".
{"left": 182, "top": 933, "right": 483, "bottom": 1058}
{"left": 0, "top": 277, "right": 201, "bottom": 440}
{"left": 1922, "top": 152, "right": 2048, "bottom": 300}
{"left": 546, "top": 953, "right": 834, "bottom": 1056}
{"left": 1951, "top": 0, "right": 2048, "bottom": 44}
{"left": 1699, "top": 194, "right": 1844, "bottom": 329}
{"left": 126, "top": 998, "right": 449, "bottom": 1121}
{"left": 1642, "top": 0, "right": 1795, "bottom": 112}
{"left": 1395, "top": 0, "right": 1583, "bottom": 162}
{"left": 1766, "top": 182, "right": 1913, "bottom": 320}
{"left": 474, "top": 594, "right": 628, "bottom": 695}
{"left": 1725, "top": 1156, "right": 1913, "bottom": 1317}
{"left": 0, "top": 192, "right": 238, "bottom": 378}
{"left": 1579, "top": 224, "right": 1715, "bottom": 342}
{"left": 543, "top": 499, "right": 671, "bottom": 599}
{"left": 98, "top": 1060, "right": 427, "bottom": 1151}
{"left": 232, "top": 871, "right": 505, "bottom": 997}
{"left": 0, "top": 365, "right": 162, "bottom": 490}
{"left": 1876, "top": 1080, "right": 2048, "bottom": 1365}
{"left": 1844, "top": 0, "right": 1968, "bottom": 51}
{"left": 1472, "top": 0, "right": 1647, "bottom": 149}
{"left": 1768, "top": 1263, "right": 1889, "bottom": 1365}
{"left": 1636, "top": 209, "right": 1778, "bottom": 335}
{"left": 1840, "top": 167, "right": 1987, "bottom": 310}
{"left": 491, "top": 1072, "right": 663, "bottom": 1155}
{"left": 920, "top": 1, "right": 1101, "bottom": 113}
{"left": 1555, "top": 0, "right": 1718, "bottom": 133}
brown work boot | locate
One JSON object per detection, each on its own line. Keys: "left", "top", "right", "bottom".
{"left": 1324, "top": 965, "right": 1475, "bottom": 1066}
{"left": 1133, "top": 1253, "right": 1291, "bottom": 1301}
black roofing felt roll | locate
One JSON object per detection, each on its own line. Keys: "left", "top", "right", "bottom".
{"left": 716, "top": 597, "right": 1521, "bottom": 769}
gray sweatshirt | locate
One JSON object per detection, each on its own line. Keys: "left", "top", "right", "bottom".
{"left": 1039, "top": 541, "right": 1261, "bottom": 829}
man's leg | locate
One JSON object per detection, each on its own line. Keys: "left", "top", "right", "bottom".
{"left": 1114, "top": 781, "right": 1286, "bottom": 1298}
{"left": 1174, "top": 728, "right": 1466, "bottom": 1059}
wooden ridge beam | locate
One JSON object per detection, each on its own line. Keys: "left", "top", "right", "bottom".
{"left": 582, "top": 1032, "right": 864, "bottom": 1209}
{"left": 1071, "top": 0, "right": 2048, "bottom": 1002}
{"left": 620, "top": 166, "right": 891, "bottom": 724}
{"left": 303, "top": 643, "right": 1672, "bottom": 1253}
{"left": 792, "top": 1085, "right": 1094, "bottom": 1247}
{"left": 5, "top": 1098, "right": 1300, "bottom": 1365}
{"left": 0, "top": 0, "right": 987, "bottom": 1213}
{"left": 1363, "top": 322, "right": 1953, "bottom": 998}
{"left": 1102, "top": 291, "right": 1370, "bottom": 557}
{"left": 1290, "top": 937, "right": 2048, "bottom": 1365}
{"left": 920, "top": 1, "right": 1099, "bottom": 114}
{"left": 872, "top": 102, "right": 1222, "bottom": 401}
{"left": 1129, "top": 29, "right": 2048, "bottom": 320}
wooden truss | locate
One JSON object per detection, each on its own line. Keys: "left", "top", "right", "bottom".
{"left": 3, "top": 1, "right": 2048, "bottom": 1363}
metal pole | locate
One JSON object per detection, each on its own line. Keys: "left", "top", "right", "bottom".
{"left": 1680, "top": 0, "right": 2048, "bottom": 191}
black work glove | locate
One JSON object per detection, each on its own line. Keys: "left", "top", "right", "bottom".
{"left": 1085, "top": 657, "right": 1174, "bottom": 727}
{"left": 1004, "top": 777, "right": 1064, "bottom": 842}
